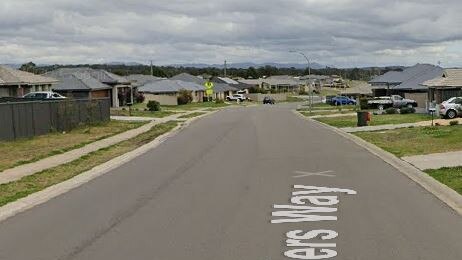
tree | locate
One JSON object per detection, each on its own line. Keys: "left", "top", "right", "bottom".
{"left": 20, "top": 62, "right": 38, "bottom": 74}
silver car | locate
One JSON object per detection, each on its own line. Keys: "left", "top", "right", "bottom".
{"left": 440, "top": 97, "right": 462, "bottom": 119}
{"left": 23, "top": 91, "right": 67, "bottom": 100}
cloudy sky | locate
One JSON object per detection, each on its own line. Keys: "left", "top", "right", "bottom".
{"left": 1, "top": 0, "right": 462, "bottom": 67}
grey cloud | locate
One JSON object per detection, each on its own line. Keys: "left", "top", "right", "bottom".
{"left": 0, "top": 0, "right": 461, "bottom": 67}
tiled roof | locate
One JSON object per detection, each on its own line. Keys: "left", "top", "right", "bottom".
{"left": 46, "top": 68, "right": 130, "bottom": 85}
{"left": 126, "top": 74, "right": 164, "bottom": 87}
{"left": 422, "top": 69, "right": 462, "bottom": 87}
{"left": 0, "top": 65, "right": 58, "bottom": 85}
{"left": 369, "top": 64, "right": 443, "bottom": 90}
{"left": 170, "top": 73, "right": 206, "bottom": 85}
{"left": 44, "top": 70, "right": 111, "bottom": 91}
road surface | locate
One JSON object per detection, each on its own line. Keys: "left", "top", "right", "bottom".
{"left": 1, "top": 104, "right": 462, "bottom": 260}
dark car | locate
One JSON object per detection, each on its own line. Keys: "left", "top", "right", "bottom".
{"left": 263, "top": 96, "right": 275, "bottom": 104}
{"left": 331, "top": 96, "right": 356, "bottom": 106}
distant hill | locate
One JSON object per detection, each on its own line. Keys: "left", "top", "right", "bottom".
{"left": 170, "top": 62, "right": 326, "bottom": 69}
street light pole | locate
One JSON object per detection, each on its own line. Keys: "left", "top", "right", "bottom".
{"left": 290, "top": 50, "right": 312, "bottom": 113}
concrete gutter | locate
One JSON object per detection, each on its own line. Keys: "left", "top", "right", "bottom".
{"left": 293, "top": 110, "right": 462, "bottom": 216}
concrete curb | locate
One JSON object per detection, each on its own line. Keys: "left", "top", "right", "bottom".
{"left": 0, "top": 110, "right": 217, "bottom": 223}
{"left": 293, "top": 110, "right": 462, "bottom": 216}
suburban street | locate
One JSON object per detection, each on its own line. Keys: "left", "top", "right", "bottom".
{"left": 1, "top": 104, "right": 462, "bottom": 260}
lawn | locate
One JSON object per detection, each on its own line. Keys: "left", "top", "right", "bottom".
{"left": 0, "top": 120, "right": 146, "bottom": 172}
{"left": 0, "top": 121, "right": 179, "bottom": 207}
{"left": 355, "top": 125, "right": 462, "bottom": 157}
{"left": 426, "top": 167, "right": 462, "bottom": 195}
{"left": 111, "top": 109, "right": 178, "bottom": 118}
{"left": 300, "top": 110, "right": 355, "bottom": 117}
{"left": 315, "top": 113, "right": 433, "bottom": 128}
{"left": 177, "top": 112, "right": 207, "bottom": 119}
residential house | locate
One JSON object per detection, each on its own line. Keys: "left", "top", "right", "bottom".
{"left": 138, "top": 79, "right": 205, "bottom": 105}
{"left": 213, "top": 77, "right": 251, "bottom": 93}
{"left": 422, "top": 69, "right": 462, "bottom": 104}
{"left": 238, "top": 79, "right": 264, "bottom": 90}
{"left": 368, "top": 64, "right": 443, "bottom": 108}
{"left": 45, "top": 68, "right": 133, "bottom": 107}
{"left": 44, "top": 70, "right": 112, "bottom": 100}
{"left": 261, "top": 75, "right": 302, "bottom": 93}
{"left": 0, "top": 65, "right": 58, "bottom": 97}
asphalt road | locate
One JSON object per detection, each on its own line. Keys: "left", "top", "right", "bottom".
{"left": 1, "top": 104, "right": 462, "bottom": 260}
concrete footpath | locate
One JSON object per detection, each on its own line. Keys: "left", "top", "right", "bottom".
{"left": 403, "top": 151, "right": 462, "bottom": 170}
{"left": 0, "top": 110, "right": 209, "bottom": 185}
{"left": 342, "top": 117, "right": 462, "bottom": 133}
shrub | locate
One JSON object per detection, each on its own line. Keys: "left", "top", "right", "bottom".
{"left": 450, "top": 120, "right": 459, "bottom": 126}
{"left": 385, "top": 107, "right": 397, "bottom": 114}
{"left": 177, "top": 89, "right": 193, "bottom": 105}
{"left": 359, "top": 98, "right": 369, "bottom": 110}
{"left": 400, "top": 107, "right": 416, "bottom": 114}
{"left": 147, "top": 100, "right": 161, "bottom": 111}
{"left": 135, "top": 93, "right": 145, "bottom": 103}
{"left": 299, "top": 89, "right": 307, "bottom": 95}
{"left": 215, "top": 99, "right": 225, "bottom": 104}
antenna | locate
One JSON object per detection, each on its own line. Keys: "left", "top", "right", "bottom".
{"left": 150, "top": 60, "right": 153, "bottom": 76}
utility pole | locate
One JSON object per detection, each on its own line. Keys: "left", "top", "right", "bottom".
{"left": 224, "top": 60, "right": 227, "bottom": 77}
{"left": 150, "top": 60, "right": 153, "bottom": 76}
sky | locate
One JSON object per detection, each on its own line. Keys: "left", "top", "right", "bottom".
{"left": 1, "top": 0, "right": 462, "bottom": 68}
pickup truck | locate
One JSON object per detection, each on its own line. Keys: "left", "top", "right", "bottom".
{"left": 367, "top": 95, "right": 417, "bottom": 110}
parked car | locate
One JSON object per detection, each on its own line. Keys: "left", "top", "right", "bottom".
{"left": 331, "top": 96, "right": 356, "bottom": 106}
{"left": 440, "top": 97, "right": 462, "bottom": 119}
{"left": 23, "top": 91, "right": 67, "bottom": 100}
{"left": 263, "top": 96, "right": 275, "bottom": 105}
{"left": 226, "top": 94, "right": 246, "bottom": 102}
{"left": 367, "top": 95, "right": 417, "bottom": 110}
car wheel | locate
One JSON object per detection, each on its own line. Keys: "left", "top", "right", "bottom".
{"left": 447, "top": 110, "right": 457, "bottom": 119}
{"left": 378, "top": 104, "right": 384, "bottom": 110}
{"left": 407, "top": 104, "right": 414, "bottom": 108}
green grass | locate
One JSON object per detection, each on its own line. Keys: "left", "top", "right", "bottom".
{"left": 111, "top": 109, "right": 178, "bottom": 118}
{"left": 316, "top": 113, "right": 433, "bottom": 128}
{"left": 300, "top": 110, "right": 355, "bottom": 117}
{"left": 0, "top": 121, "right": 179, "bottom": 207}
{"left": 0, "top": 121, "right": 146, "bottom": 172}
{"left": 426, "top": 167, "right": 462, "bottom": 195}
{"left": 177, "top": 112, "right": 207, "bottom": 119}
{"left": 355, "top": 125, "right": 462, "bottom": 157}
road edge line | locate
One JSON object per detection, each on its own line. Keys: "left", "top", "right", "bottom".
{"left": 293, "top": 110, "right": 462, "bottom": 216}
{"left": 0, "top": 111, "right": 217, "bottom": 223}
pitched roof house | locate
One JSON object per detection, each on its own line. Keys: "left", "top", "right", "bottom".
{"left": 0, "top": 65, "right": 58, "bottom": 97}
{"left": 126, "top": 74, "right": 164, "bottom": 87}
{"left": 422, "top": 69, "right": 462, "bottom": 103}
{"left": 138, "top": 79, "right": 205, "bottom": 105}
{"left": 369, "top": 64, "right": 443, "bottom": 95}
{"left": 44, "top": 68, "right": 132, "bottom": 107}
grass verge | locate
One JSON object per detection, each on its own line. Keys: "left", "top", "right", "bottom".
{"left": 178, "top": 112, "right": 207, "bottom": 119}
{"left": 0, "top": 121, "right": 146, "bottom": 172}
{"left": 0, "top": 121, "right": 179, "bottom": 207}
{"left": 426, "top": 167, "right": 462, "bottom": 195}
{"left": 111, "top": 109, "right": 178, "bottom": 118}
{"left": 354, "top": 125, "right": 462, "bottom": 157}
{"left": 315, "top": 113, "right": 432, "bottom": 128}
